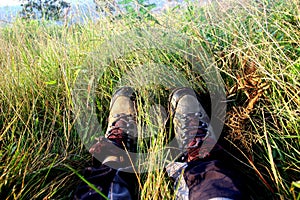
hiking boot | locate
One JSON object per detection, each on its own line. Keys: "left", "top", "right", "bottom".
{"left": 169, "top": 87, "right": 213, "bottom": 162}
{"left": 89, "top": 87, "right": 138, "bottom": 164}
{"left": 104, "top": 86, "right": 138, "bottom": 152}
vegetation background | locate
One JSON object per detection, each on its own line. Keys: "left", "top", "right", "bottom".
{"left": 0, "top": 0, "right": 299, "bottom": 199}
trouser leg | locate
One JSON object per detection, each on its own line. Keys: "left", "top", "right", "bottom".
{"left": 74, "top": 164, "right": 140, "bottom": 200}
{"left": 74, "top": 164, "right": 116, "bottom": 200}
{"left": 184, "top": 159, "right": 243, "bottom": 200}
{"left": 108, "top": 169, "right": 140, "bottom": 200}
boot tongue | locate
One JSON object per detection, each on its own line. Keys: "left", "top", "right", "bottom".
{"left": 107, "top": 120, "right": 127, "bottom": 146}
{"left": 187, "top": 129, "right": 206, "bottom": 147}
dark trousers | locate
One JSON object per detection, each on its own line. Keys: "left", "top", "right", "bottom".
{"left": 74, "top": 153, "right": 244, "bottom": 200}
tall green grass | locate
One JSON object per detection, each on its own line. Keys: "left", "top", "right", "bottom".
{"left": 0, "top": 0, "right": 299, "bottom": 199}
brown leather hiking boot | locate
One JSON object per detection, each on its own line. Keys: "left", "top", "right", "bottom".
{"left": 104, "top": 86, "right": 138, "bottom": 152}
{"left": 89, "top": 87, "right": 138, "bottom": 165}
{"left": 169, "top": 87, "right": 214, "bottom": 162}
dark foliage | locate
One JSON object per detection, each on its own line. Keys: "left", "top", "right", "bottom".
{"left": 20, "top": 0, "right": 70, "bottom": 21}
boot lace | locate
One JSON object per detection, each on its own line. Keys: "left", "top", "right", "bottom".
{"left": 105, "top": 113, "right": 137, "bottom": 151}
{"left": 177, "top": 112, "right": 209, "bottom": 149}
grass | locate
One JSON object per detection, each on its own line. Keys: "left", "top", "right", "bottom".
{"left": 0, "top": 0, "right": 299, "bottom": 199}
